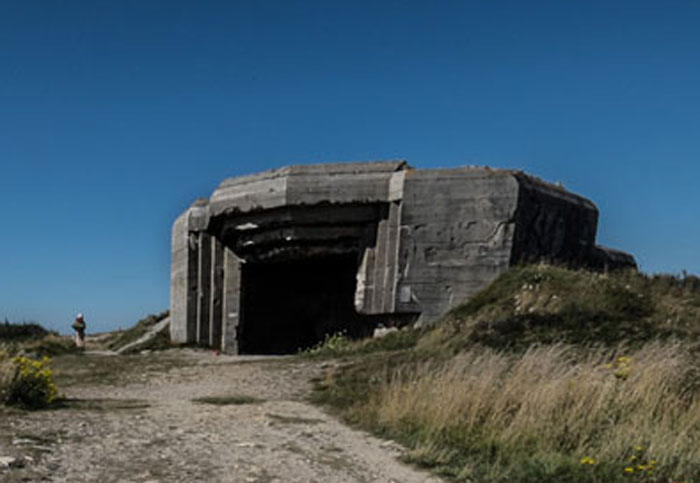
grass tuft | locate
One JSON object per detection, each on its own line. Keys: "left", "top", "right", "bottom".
{"left": 301, "top": 328, "right": 421, "bottom": 359}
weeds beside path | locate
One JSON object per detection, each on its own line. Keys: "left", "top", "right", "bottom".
{"left": 0, "top": 349, "right": 442, "bottom": 483}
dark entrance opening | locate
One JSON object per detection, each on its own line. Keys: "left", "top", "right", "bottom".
{"left": 238, "top": 254, "right": 376, "bottom": 354}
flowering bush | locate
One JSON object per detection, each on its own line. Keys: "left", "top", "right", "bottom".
{"left": 0, "top": 351, "right": 59, "bottom": 409}
{"left": 303, "top": 331, "right": 352, "bottom": 357}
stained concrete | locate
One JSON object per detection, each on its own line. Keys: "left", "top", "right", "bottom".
{"left": 170, "top": 161, "right": 635, "bottom": 354}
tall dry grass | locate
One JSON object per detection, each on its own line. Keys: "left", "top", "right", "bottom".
{"left": 370, "top": 342, "right": 700, "bottom": 481}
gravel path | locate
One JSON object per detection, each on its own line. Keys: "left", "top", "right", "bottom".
{"left": 0, "top": 350, "right": 442, "bottom": 483}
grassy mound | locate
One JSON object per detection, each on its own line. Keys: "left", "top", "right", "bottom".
{"left": 1, "top": 320, "right": 78, "bottom": 357}
{"left": 0, "top": 321, "right": 51, "bottom": 342}
{"left": 419, "top": 264, "right": 700, "bottom": 353}
{"left": 312, "top": 264, "right": 700, "bottom": 482}
{"left": 104, "top": 310, "right": 170, "bottom": 352}
{"left": 18, "top": 335, "right": 79, "bottom": 357}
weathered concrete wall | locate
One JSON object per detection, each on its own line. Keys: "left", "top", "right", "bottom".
{"left": 170, "top": 210, "right": 193, "bottom": 344}
{"left": 354, "top": 202, "right": 402, "bottom": 315}
{"left": 195, "top": 232, "right": 212, "bottom": 345}
{"left": 170, "top": 199, "right": 209, "bottom": 344}
{"left": 510, "top": 173, "right": 599, "bottom": 266}
{"left": 221, "top": 247, "right": 242, "bottom": 354}
{"left": 209, "top": 237, "right": 224, "bottom": 349}
{"left": 209, "top": 161, "right": 406, "bottom": 218}
{"left": 393, "top": 168, "right": 520, "bottom": 322}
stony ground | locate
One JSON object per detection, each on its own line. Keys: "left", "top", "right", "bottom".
{"left": 0, "top": 349, "right": 442, "bottom": 483}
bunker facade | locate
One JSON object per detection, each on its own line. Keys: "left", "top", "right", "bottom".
{"left": 170, "top": 161, "right": 634, "bottom": 354}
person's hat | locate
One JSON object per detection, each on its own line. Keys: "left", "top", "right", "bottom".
{"left": 76, "top": 313, "right": 84, "bottom": 320}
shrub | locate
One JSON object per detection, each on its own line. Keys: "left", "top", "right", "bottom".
{"left": 303, "top": 331, "right": 353, "bottom": 357}
{"left": 0, "top": 320, "right": 51, "bottom": 341}
{"left": 0, "top": 351, "right": 59, "bottom": 409}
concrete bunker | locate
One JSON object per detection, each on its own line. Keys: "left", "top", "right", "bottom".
{"left": 170, "top": 161, "right": 635, "bottom": 354}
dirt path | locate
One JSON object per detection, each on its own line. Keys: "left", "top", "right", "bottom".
{"left": 0, "top": 350, "right": 442, "bottom": 482}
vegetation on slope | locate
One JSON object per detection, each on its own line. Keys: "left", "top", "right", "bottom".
{"left": 0, "top": 320, "right": 77, "bottom": 357}
{"left": 0, "top": 351, "right": 59, "bottom": 409}
{"left": 0, "top": 321, "right": 63, "bottom": 409}
{"left": 0, "top": 320, "right": 50, "bottom": 341}
{"left": 312, "top": 264, "right": 700, "bottom": 482}
{"left": 103, "top": 310, "right": 171, "bottom": 352}
{"left": 421, "top": 264, "right": 700, "bottom": 353}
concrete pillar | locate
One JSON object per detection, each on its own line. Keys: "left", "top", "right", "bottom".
{"left": 354, "top": 247, "right": 376, "bottom": 313}
{"left": 196, "top": 232, "right": 212, "bottom": 345}
{"left": 170, "top": 198, "right": 210, "bottom": 344}
{"left": 372, "top": 214, "right": 389, "bottom": 313}
{"left": 209, "top": 237, "right": 224, "bottom": 350}
{"left": 221, "top": 247, "right": 242, "bottom": 354}
{"left": 170, "top": 208, "right": 199, "bottom": 343}
{"left": 382, "top": 201, "right": 401, "bottom": 312}
{"left": 360, "top": 202, "right": 401, "bottom": 314}
{"left": 170, "top": 212, "right": 189, "bottom": 343}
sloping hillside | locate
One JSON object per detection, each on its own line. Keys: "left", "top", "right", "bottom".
{"left": 420, "top": 264, "right": 700, "bottom": 352}
{"left": 312, "top": 264, "right": 700, "bottom": 482}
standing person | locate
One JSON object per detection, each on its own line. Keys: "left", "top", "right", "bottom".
{"left": 72, "top": 313, "right": 86, "bottom": 349}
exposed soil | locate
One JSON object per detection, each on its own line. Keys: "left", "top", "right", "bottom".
{"left": 0, "top": 349, "right": 442, "bottom": 483}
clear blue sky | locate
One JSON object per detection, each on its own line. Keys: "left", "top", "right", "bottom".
{"left": 1, "top": 1, "right": 699, "bottom": 333}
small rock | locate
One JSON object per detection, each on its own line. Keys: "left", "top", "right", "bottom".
{"left": 12, "top": 438, "right": 35, "bottom": 446}
{"left": 235, "top": 442, "right": 259, "bottom": 448}
{"left": 0, "top": 456, "right": 23, "bottom": 468}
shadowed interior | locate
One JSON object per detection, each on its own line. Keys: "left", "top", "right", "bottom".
{"left": 238, "top": 254, "right": 377, "bottom": 354}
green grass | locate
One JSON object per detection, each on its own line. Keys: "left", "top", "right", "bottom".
{"left": 311, "top": 264, "right": 700, "bottom": 482}
{"left": 301, "top": 327, "right": 422, "bottom": 359}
